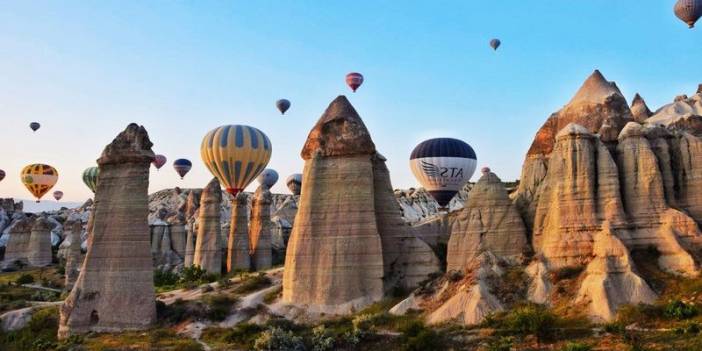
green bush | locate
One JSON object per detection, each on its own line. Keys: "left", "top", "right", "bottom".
{"left": 664, "top": 300, "right": 698, "bottom": 320}
{"left": 398, "top": 320, "right": 445, "bottom": 351}
{"left": 204, "top": 293, "right": 238, "bottom": 321}
{"left": 253, "top": 327, "right": 305, "bottom": 351}
{"left": 154, "top": 269, "right": 180, "bottom": 287}
{"left": 222, "top": 323, "right": 265, "bottom": 345}
{"left": 603, "top": 322, "right": 625, "bottom": 334}
{"left": 156, "top": 299, "right": 194, "bottom": 324}
{"left": 15, "top": 273, "right": 35, "bottom": 285}
{"left": 485, "top": 336, "right": 514, "bottom": 351}
{"left": 311, "top": 325, "right": 335, "bottom": 351}
{"left": 505, "top": 304, "right": 556, "bottom": 343}
{"left": 234, "top": 273, "right": 272, "bottom": 295}
{"left": 181, "top": 266, "right": 218, "bottom": 285}
{"left": 561, "top": 342, "right": 591, "bottom": 351}
{"left": 0, "top": 306, "right": 59, "bottom": 351}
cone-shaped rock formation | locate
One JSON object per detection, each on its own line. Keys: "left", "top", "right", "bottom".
{"left": 227, "top": 193, "right": 250, "bottom": 272}
{"left": 250, "top": 186, "right": 273, "bottom": 271}
{"left": 65, "top": 220, "right": 83, "bottom": 291}
{"left": 59, "top": 123, "right": 156, "bottom": 338}
{"left": 631, "top": 93, "right": 653, "bottom": 122}
{"left": 194, "top": 178, "right": 223, "bottom": 274}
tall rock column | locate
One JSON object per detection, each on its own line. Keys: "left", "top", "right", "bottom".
{"left": 2, "top": 218, "right": 33, "bottom": 269}
{"left": 59, "top": 123, "right": 156, "bottom": 338}
{"left": 283, "top": 96, "right": 385, "bottom": 313}
{"left": 249, "top": 187, "right": 273, "bottom": 271}
{"left": 27, "top": 217, "right": 53, "bottom": 267}
{"left": 65, "top": 221, "right": 83, "bottom": 291}
{"left": 193, "top": 178, "right": 223, "bottom": 274}
{"left": 184, "top": 217, "right": 196, "bottom": 267}
{"left": 226, "top": 193, "right": 250, "bottom": 272}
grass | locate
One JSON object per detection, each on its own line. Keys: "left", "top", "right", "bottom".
{"left": 233, "top": 273, "right": 272, "bottom": 295}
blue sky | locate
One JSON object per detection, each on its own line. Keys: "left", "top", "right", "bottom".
{"left": 1, "top": 1, "right": 701, "bottom": 205}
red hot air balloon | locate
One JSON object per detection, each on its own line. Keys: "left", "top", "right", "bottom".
{"left": 53, "top": 191, "right": 64, "bottom": 201}
{"left": 152, "top": 154, "right": 167, "bottom": 170}
{"left": 345, "top": 72, "right": 364, "bottom": 92}
{"left": 675, "top": 0, "right": 702, "bottom": 28}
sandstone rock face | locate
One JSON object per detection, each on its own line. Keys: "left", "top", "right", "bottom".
{"left": 250, "top": 187, "right": 273, "bottom": 271}
{"left": 59, "top": 123, "right": 156, "bottom": 338}
{"left": 283, "top": 96, "right": 385, "bottom": 313}
{"left": 575, "top": 225, "right": 656, "bottom": 322}
{"left": 373, "top": 153, "right": 440, "bottom": 291}
{"left": 447, "top": 170, "right": 527, "bottom": 271}
{"left": 676, "top": 132, "right": 702, "bottom": 223}
{"left": 227, "top": 193, "right": 250, "bottom": 272}
{"left": 183, "top": 218, "right": 196, "bottom": 267}
{"left": 514, "top": 70, "right": 632, "bottom": 229}
{"left": 193, "top": 178, "right": 223, "bottom": 274}
{"left": 2, "top": 218, "right": 33, "bottom": 269}
{"left": 631, "top": 93, "right": 653, "bottom": 123}
{"left": 65, "top": 221, "right": 83, "bottom": 291}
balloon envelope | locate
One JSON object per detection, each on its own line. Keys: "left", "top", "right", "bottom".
{"left": 21, "top": 164, "right": 59, "bottom": 202}
{"left": 286, "top": 173, "right": 302, "bottom": 195}
{"left": 201, "top": 125, "right": 272, "bottom": 196}
{"left": 490, "top": 38, "right": 501, "bottom": 50}
{"left": 345, "top": 72, "right": 364, "bottom": 92}
{"left": 173, "top": 159, "right": 192, "bottom": 179}
{"left": 53, "top": 191, "right": 63, "bottom": 201}
{"left": 82, "top": 167, "right": 99, "bottom": 193}
{"left": 0, "top": 169, "right": 5, "bottom": 182}
{"left": 153, "top": 154, "right": 167, "bottom": 170}
{"left": 257, "top": 168, "right": 279, "bottom": 188}
{"left": 409, "top": 138, "right": 477, "bottom": 208}
{"left": 675, "top": 0, "right": 702, "bottom": 28}
{"left": 276, "top": 99, "right": 291, "bottom": 114}
{"left": 30, "top": 122, "right": 40, "bottom": 132}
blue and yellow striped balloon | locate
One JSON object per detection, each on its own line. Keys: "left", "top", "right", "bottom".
{"left": 201, "top": 125, "right": 272, "bottom": 196}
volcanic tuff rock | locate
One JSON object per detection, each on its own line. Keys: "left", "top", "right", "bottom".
{"left": 283, "top": 96, "right": 386, "bottom": 313}
{"left": 2, "top": 217, "right": 33, "bottom": 269}
{"left": 575, "top": 224, "right": 656, "bottom": 321}
{"left": 514, "top": 70, "right": 632, "bottom": 229}
{"left": 65, "top": 221, "right": 83, "bottom": 291}
{"left": 227, "top": 193, "right": 250, "bottom": 272}
{"left": 646, "top": 92, "right": 702, "bottom": 136}
{"left": 59, "top": 123, "right": 156, "bottom": 338}
{"left": 447, "top": 170, "right": 527, "bottom": 271}
{"left": 193, "top": 178, "right": 223, "bottom": 274}
{"left": 631, "top": 93, "right": 653, "bottom": 123}
{"left": 249, "top": 186, "right": 273, "bottom": 271}
{"left": 27, "top": 216, "right": 52, "bottom": 267}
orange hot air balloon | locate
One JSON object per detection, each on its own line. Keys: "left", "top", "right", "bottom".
{"left": 345, "top": 72, "right": 364, "bottom": 92}
{"left": 21, "top": 164, "right": 59, "bottom": 202}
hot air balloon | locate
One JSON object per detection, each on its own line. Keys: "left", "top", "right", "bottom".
{"left": 21, "top": 164, "right": 59, "bottom": 202}
{"left": 409, "top": 138, "right": 477, "bottom": 209}
{"left": 30, "top": 122, "right": 40, "bottom": 132}
{"left": 201, "top": 125, "right": 272, "bottom": 196}
{"left": 53, "top": 191, "right": 64, "bottom": 201}
{"left": 276, "top": 99, "right": 291, "bottom": 115}
{"left": 490, "top": 39, "right": 501, "bottom": 51}
{"left": 173, "top": 159, "right": 192, "bottom": 179}
{"left": 345, "top": 72, "right": 364, "bottom": 92}
{"left": 152, "top": 154, "right": 167, "bottom": 170}
{"left": 675, "top": 0, "right": 702, "bottom": 28}
{"left": 286, "top": 173, "right": 302, "bottom": 195}
{"left": 257, "top": 169, "right": 279, "bottom": 189}
{"left": 0, "top": 169, "right": 5, "bottom": 183}
{"left": 82, "top": 167, "right": 99, "bottom": 193}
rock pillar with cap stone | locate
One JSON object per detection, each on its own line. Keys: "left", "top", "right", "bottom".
{"left": 193, "top": 178, "right": 223, "bottom": 274}
{"left": 227, "top": 193, "right": 250, "bottom": 272}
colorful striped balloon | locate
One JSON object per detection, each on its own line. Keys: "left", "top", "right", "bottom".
{"left": 21, "top": 163, "right": 59, "bottom": 202}
{"left": 82, "top": 167, "right": 99, "bottom": 193}
{"left": 201, "top": 125, "right": 272, "bottom": 196}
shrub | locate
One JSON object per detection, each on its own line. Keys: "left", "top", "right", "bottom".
{"left": 617, "top": 303, "right": 664, "bottom": 325}
{"left": 253, "top": 327, "right": 305, "bottom": 351}
{"left": 351, "top": 313, "right": 375, "bottom": 336}
{"left": 311, "top": 325, "right": 335, "bottom": 351}
{"left": 15, "top": 273, "right": 35, "bottom": 285}
{"left": 30, "top": 290, "right": 59, "bottom": 302}
{"left": 222, "top": 323, "right": 265, "bottom": 345}
{"left": 685, "top": 321, "right": 701, "bottom": 334}
{"left": 234, "top": 273, "right": 272, "bottom": 295}
{"left": 603, "top": 322, "right": 625, "bottom": 334}
{"left": 156, "top": 299, "right": 192, "bottom": 324}
{"left": 204, "top": 293, "right": 238, "bottom": 321}
{"left": 181, "top": 266, "right": 218, "bottom": 285}
{"left": 664, "top": 300, "right": 698, "bottom": 320}
{"left": 485, "top": 336, "right": 514, "bottom": 351}
{"left": 398, "top": 320, "right": 444, "bottom": 351}
{"left": 561, "top": 342, "right": 591, "bottom": 351}
{"left": 505, "top": 304, "right": 556, "bottom": 344}
{"left": 154, "top": 269, "right": 180, "bottom": 287}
